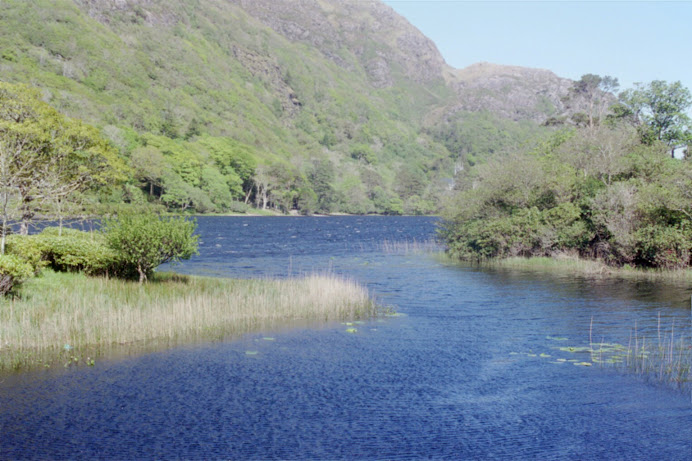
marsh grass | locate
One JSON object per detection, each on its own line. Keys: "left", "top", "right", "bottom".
{"left": 0, "top": 270, "right": 376, "bottom": 371}
{"left": 379, "top": 238, "right": 442, "bottom": 255}
{"left": 581, "top": 315, "right": 692, "bottom": 390}
{"left": 475, "top": 256, "right": 692, "bottom": 282}
{"left": 622, "top": 317, "right": 692, "bottom": 388}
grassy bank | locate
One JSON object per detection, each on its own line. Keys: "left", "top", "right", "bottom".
{"left": 466, "top": 255, "right": 692, "bottom": 282}
{"left": 0, "top": 270, "right": 377, "bottom": 371}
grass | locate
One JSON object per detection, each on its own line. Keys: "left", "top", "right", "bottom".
{"left": 621, "top": 316, "right": 692, "bottom": 388}
{"left": 0, "top": 270, "right": 377, "bottom": 371}
{"left": 379, "top": 238, "right": 442, "bottom": 255}
{"left": 552, "top": 316, "right": 692, "bottom": 391}
{"left": 468, "top": 255, "right": 692, "bottom": 282}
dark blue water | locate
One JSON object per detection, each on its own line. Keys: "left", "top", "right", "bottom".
{"left": 2, "top": 216, "right": 692, "bottom": 460}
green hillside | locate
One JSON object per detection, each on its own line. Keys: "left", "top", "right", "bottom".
{"left": 0, "top": 0, "right": 562, "bottom": 215}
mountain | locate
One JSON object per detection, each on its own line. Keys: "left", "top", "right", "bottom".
{"left": 0, "top": 0, "right": 584, "bottom": 215}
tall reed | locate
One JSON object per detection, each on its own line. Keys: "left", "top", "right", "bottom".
{"left": 379, "top": 238, "right": 442, "bottom": 255}
{"left": 623, "top": 316, "right": 691, "bottom": 388}
{"left": 0, "top": 271, "right": 376, "bottom": 371}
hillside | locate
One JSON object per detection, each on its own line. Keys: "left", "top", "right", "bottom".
{"left": 0, "top": 0, "right": 583, "bottom": 215}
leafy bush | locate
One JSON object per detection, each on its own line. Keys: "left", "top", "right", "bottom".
{"left": 5, "top": 235, "right": 49, "bottom": 275}
{"left": 0, "top": 254, "right": 34, "bottom": 296}
{"left": 6, "top": 229, "right": 119, "bottom": 276}
{"left": 103, "top": 213, "right": 199, "bottom": 283}
{"left": 36, "top": 228, "right": 119, "bottom": 276}
{"left": 635, "top": 225, "right": 691, "bottom": 269}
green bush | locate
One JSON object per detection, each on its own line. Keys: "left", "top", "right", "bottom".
{"left": 40, "top": 233, "right": 119, "bottom": 276}
{"left": 0, "top": 254, "right": 34, "bottom": 296}
{"left": 103, "top": 213, "right": 199, "bottom": 283}
{"left": 635, "top": 225, "right": 691, "bottom": 269}
{"left": 5, "top": 235, "right": 49, "bottom": 275}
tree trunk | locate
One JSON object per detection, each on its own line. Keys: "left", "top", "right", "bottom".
{"left": 138, "top": 265, "right": 147, "bottom": 284}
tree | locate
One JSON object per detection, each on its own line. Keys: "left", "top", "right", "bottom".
{"left": 619, "top": 80, "right": 692, "bottom": 147}
{"left": 309, "top": 159, "right": 335, "bottom": 213}
{"left": 0, "top": 82, "right": 126, "bottom": 250}
{"left": 103, "top": 212, "right": 198, "bottom": 283}
{"left": 568, "top": 74, "right": 619, "bottom": 128}
{"left": 130, "top": 146, "right": 166, "bottom": 198}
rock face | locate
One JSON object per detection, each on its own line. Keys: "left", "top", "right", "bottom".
{"left": 228, "top": 0, "right": 448, "bottom": 88}
{"left": 72, "top": 0, "right": 585, "bottom": 125}
{"left": 226, "top": 1, "right": 585, "bottom": 124}
{"left": 447, "top": 62, "right": 576, "bottom": 122}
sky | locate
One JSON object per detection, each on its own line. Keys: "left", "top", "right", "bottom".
{"left": 381, "top": 1, "right": 692, "bottom": 93}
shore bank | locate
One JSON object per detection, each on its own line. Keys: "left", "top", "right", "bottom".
{"left": 446, "top": 255, "right": 692, "bottom": 282}
{"left": 0, "top": 270, "right": 377, "bottom": 372}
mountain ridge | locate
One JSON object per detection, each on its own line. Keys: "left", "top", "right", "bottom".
{"left": 0, "top": 0, "right": 586, "bottom": 214}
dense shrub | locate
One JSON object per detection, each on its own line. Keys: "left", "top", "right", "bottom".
{"left": 442, "top": 126, "right": 692, "bottom": 269}
{"left": 6, "top": 229, "right": 119, "bottom": 276}
{"left": 5, "top": 235, "right": 49, "bottom": 275}
{"left": 0, "top": 254, "right": 34, "bottom": 296}
{"left": 36, "top": 229, "right": 119, "bottom": 276}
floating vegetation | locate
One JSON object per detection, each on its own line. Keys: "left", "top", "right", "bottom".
{"left": 262, "top": 337, "right": 275, "bottom": 341}
{"left": 345, "top": 328, "right": 358, "bottom": 334}
{"left": 509, "top": 315, "right": 692, "bottom": 392}
{"left": 385, "top": 312, "right": 407, "bottom": 318}
{"left": 245, "top": 350, "right": 259, "bottom": 356}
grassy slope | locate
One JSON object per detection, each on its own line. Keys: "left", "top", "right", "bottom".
{"left": 0, "top": 0, "right": 459, "bottom": 213}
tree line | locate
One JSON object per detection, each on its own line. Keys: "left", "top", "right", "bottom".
{"left": 441, "top": 77, "right": 692, "bottom": 269}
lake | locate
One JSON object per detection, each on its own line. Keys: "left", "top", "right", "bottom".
{"left": 2, "top": 216, "right": 692, "bottom": 459}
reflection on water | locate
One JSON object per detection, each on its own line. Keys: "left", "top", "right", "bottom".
{"left": 2, "top": 216, "right": 692, "bottom": 460}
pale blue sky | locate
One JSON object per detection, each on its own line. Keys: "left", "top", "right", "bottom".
{"left": 381, "top": 1, "right": 692, "bottom": 93}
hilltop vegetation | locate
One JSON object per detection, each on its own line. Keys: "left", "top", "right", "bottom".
{"left": 0, "top": 0, "right": 584, "bottom": 216}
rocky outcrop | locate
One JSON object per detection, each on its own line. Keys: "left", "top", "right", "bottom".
{"left": 445, "top": 62, "right": 577, "bottom": 122}
{"left": 228, "top": 0, "right": 447, "bottom": 88}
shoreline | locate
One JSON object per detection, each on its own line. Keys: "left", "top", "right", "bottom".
{"left": 440, "top": 254, "right": 692, "bottom": 282}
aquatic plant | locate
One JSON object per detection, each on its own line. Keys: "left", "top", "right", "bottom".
{"left": 379, "top": 238, "right": 442, "bottom": 255}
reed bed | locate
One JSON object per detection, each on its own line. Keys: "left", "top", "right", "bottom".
{"left": 584, "top": 315, "right": 692, "bottom": 390}
{"left": 379, "top": 238, "right": 442, "bottom": 255}
{"left": 478, "top": 256, "right": 692, "bottom": 281}
{"left": 0, "top": 271, "right": 376, "bottom": 371}
{"left": 622, "top": 317, "right": 692, "bottom": 388}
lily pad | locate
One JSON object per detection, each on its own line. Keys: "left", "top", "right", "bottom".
{"left": 345, "top": 328, "right": 358, "bottom": 334}
{"left": 574, "top": 362, "right": 593, "bottom": 367}
{"left": 540, "top": 353, "right": 551, "bottom": 358}
{"left": 559, "top": 346, "right": 593, "bottom": 353}
{"left": 245, "top": 350, "right": 259, "bottom": 356}
{"left": 262, "top": 337, "right": 275, "bottom": 341}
